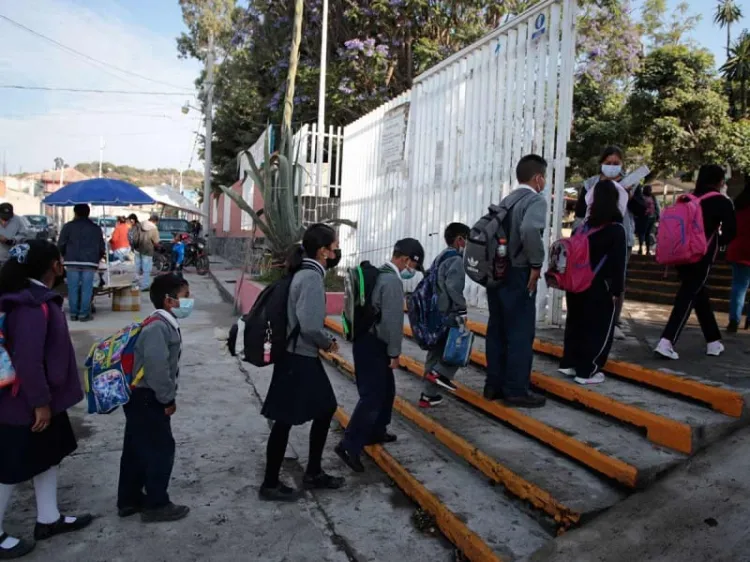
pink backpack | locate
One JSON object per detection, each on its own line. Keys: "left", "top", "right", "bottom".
{"left": 656, "top": 192, "right": 722, "bottom": 266}
{"left": 545, "top": 226, "right": 606, "bottom": 293}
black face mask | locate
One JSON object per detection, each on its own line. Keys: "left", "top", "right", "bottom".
{"left": 326, "top": 249, "right": 342, "bottom": 270}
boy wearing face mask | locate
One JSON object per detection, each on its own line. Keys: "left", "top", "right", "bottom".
{"left": 419, "top": 223, "right": 471, "bottom": 408}
{"left": 483, "top": 155, "right": 548, "bottom": 408}
{"left": 336, "top": 238, "right": 425, "bottom": 473}
{"left": 117, "top": 274, "right": 192, "bottom": 523}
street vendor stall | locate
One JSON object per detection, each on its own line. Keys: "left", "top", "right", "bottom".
{"left": 43, "top": 178, "right": 155, "bottom": 304}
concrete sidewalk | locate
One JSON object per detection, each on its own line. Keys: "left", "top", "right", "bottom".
{"left": 4, "top": 274, "right": 451, "bottom": 562}
{"left": 530, "top": 425, "right": 750, "bottom": 562}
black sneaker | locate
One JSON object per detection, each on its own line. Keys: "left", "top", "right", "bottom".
{"left": 367, "top": 432, "right": 398, "bottom": 445}
{"left": 70, "top": 316, "right": 79, "bottom": 322}
{"left": 78, "top": 316, "right": 93, "bottom": 323}
{"left": 303, "top": 472, "right": 345, "bottom": 490}
{"left": 259, "top": 483, "right": 302, "bottom": 502}
{"left": 434, "top": 375, "right": 457, "bottom": 392}
{"left": 334, "top": 442, "right": 365, "bottom": 473}
{"left": 34, "top": 514, "right": 93, "bottom": 541}
{"left": 727, "top": 320, "right": 739, "bottom": 334}
{"left": 140, "top": 503, "right": 190, "bottom": 523}
{"left": 483, "top": 385, "right": 501, "bottom": 401}
{"left": 0, "top": 535, "right": 35, "bottom": 560}
{"left": 418, "top": 394, "right": 444, "bottom": 408}
{"left": 503, "top": 393, "right": 546, "bottom": 409}
{"left": 117, "top": 494, "right": 146, "bottom": 518}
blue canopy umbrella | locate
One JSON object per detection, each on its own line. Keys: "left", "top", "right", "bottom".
{"left": 43, "top": 178, "right": 154, "bottom": 206}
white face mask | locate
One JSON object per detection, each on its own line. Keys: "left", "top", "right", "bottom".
{"left": 601, "top": 164, "right": 622, "bottom": 179}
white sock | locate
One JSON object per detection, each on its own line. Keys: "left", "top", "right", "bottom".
{"left": 33, "top": 467, "right": 61, "bottom": 525}
{"left": 0, "top": 483, "right": 19, "bottom": 550}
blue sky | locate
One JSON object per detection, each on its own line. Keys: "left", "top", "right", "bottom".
{"left": 633, "top": 0, "right": 750, "bottom": 67}
{"left": 0, "top": 0, "right": 748, "bottom": 174}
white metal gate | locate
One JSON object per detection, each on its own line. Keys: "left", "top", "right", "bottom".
{"left": 339, "top": 0, "right": 578, "bottom": 324}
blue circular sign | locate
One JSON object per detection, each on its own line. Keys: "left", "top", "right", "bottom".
{"left": 535, "top": 13, "right": 546, "bottom": 30}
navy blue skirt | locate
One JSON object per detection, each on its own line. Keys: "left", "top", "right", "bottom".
{"left": 261, "top": 354, "right": 337, "bottom": 426}
{"left": 0, "top": 412, "right": 77, "bottom": 484}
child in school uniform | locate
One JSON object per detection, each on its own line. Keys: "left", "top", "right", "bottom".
{"left": 117, "top": 273, "right": 193, "bottom": 522}
{"left": 559, "top": 180, "right": 627, "bottom": 385}
{"left": 419, "top": 223, "right": 471, "bottom": 408}
{"left": 336, "top": 238, "right": 425, "bottom": 473}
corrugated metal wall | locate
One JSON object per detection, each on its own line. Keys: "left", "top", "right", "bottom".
{"left": 339, "top": 0, "right": 578, "bottom": 324}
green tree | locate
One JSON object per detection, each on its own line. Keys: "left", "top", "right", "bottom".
{"left": 714, "top": 0, "right": 744, "bottom": 60}
{"left": 721, "top": 30, "right": 750, "bottom": 117}
{"left": 640, "top": 0, "right": 701, "bottom": 48}
{"left": 628, "top": 44, "right": 732, "bottom": 176}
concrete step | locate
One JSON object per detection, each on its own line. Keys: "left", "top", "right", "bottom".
{"left": 628, "top": 255, "right": 732, "bottom": 275}
{"left": 392, "top": 337, "right": 686, "bottom": 483}
{"left": 470, "top": 334, "right": 743, "bottom": 454}
{"left": 627, "top": 277, "right": 731, "bottom": 297}
{"left": 326, "top": 338, "right": 628, "bottom": 524}
{"left": 242, "top": 351, "right": 554, "bottom": 560}
{"left": 626, "top": 287, "right": 731, "bottom": 312}
{"left": 464, "top": 315, "right": 747, "bottom": 417}
{"left": 627, "top": 267, "right": 734, "bottom": 285}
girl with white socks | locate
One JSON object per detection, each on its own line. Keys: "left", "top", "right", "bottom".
{"left": 0, "top": 241, "right": 92, "bottom": 559}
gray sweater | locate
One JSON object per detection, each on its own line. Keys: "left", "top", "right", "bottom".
{"left": 372, "top": 263, "right": 404, "bottom": 358}
{"left": 133, "top": 314, "right": 182, "bottom": 405}
{"left": 286, "top": 260, "right": 334, "bottom": 358}
{"left": 504, "top": 186, "right": 547, "bottom": 269}
{"left": 435, "top": 250, "right": 467, "bottom": 319}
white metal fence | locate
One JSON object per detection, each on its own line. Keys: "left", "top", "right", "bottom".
{"left": 339, "top": 0, "right": 578, "bottom": 324}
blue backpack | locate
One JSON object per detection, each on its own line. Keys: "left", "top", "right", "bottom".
{"left": 406, "top": 250, "right": 459, "bottom": 350}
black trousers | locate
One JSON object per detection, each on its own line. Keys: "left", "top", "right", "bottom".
{"left": 562, "top": 281, "right": 617, "bottom": 379}
{"left": 341, "top": 332, "right": 395, "bottom": 455}
{"left": 662, "top": 256, "right": 721, "bottom": 345}
{"left": 117, "top": 389, "right": 175, "bottom": 510}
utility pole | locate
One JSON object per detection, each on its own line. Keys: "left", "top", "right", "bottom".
{"left": 202, "top": 31, "right": 215, "bottom": 225}
{"left": 315, "top": 0, "right": 329, "bottom": 223}
{"left": 98, "top": 137, "right": 105, "bottom": 178}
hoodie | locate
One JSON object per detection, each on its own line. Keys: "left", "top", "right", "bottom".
{"left": 134, "top": 221, "right": 160, "bottom": 256}
{"left": 0, "top": 284, "right": 83, "bottom": 426}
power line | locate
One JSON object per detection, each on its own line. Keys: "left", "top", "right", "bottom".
{"left": 0, "top": 85, "right": 188, "bottom": 95}
{"left": 0, "top": 13, "right": 194, "bottom": 93}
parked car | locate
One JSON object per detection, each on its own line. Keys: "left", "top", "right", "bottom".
{"left": 24, "top": 214, "right": 57, "bottom": 241}
{"left": 157, "top": 218, "right": 191, "bottom": 243}
{"left": 94, "top": 216, "right": 117, "bottom": 241}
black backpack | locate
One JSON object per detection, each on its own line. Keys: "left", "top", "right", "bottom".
{"left": 342, "top": 261, "right": 385, "bottom": 342}
{"left": 229, "top": 263, "right": 316, "bottom": 367}
{"left": 628, "top": 192, "right": 647, "bottom": 218}
{"left": 464, "top": 192, "right": 532, "bottom": 287}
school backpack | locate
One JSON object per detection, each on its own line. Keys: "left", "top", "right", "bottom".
{"left": 545, "top": 225, "right": 606, "bottom": 293}
{"left": 407, "top": 250, "right": 459, "bottom": 350}
{"left": 84, "top": 314, "right": 161, "bottom": 414}
{"left": 655, "top": 192, "right": 722, "bottom": 266}
{"left": 342, "top": 261, "right": 383, "bottom": 342}
{"left": 0, "top": 304, "right": 48, "bottom": 395}
{"left": 236, "top": 262, "right": 320, "bottom": 367}
{"left": 464, "top": 192, "right": 533, "bottom": 287}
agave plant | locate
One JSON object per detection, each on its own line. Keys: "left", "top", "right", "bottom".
{"left": 219, "top": 125, "right": 356, "bottom": 263}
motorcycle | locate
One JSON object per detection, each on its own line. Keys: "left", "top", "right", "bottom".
{"left": 153, "top": 236, "right": 209, "bottom": 276}
{"left": 184, "top": 236, "right": 210, "bottom": 275}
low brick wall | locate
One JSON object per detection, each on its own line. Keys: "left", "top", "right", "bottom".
{"left": 209, "top": 236, "right": 263, "bottom": 268}
{"left": 234, "top": 274, "right": 344, "bottom": 316}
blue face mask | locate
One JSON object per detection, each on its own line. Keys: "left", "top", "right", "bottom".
{"left": 400, "top": 268, "right": 416, "bottom": 280}
{"left": 171, "top": 298, "right": 194, "bottom": 319}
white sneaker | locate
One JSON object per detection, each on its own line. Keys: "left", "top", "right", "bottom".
{"left": 613, "top": 326, "right": 626, "bottom": 340}
{"left": 558, "top": 368, "right": 577, "bottom": 377}
{"left": 655, "top": 338, "right": 679, "bottom": 360}
{"left": 706, "top": 341, "right": 725, "bottom": 357}
{"left": 574, "top": 372, "right": 606, "bottom": 385}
